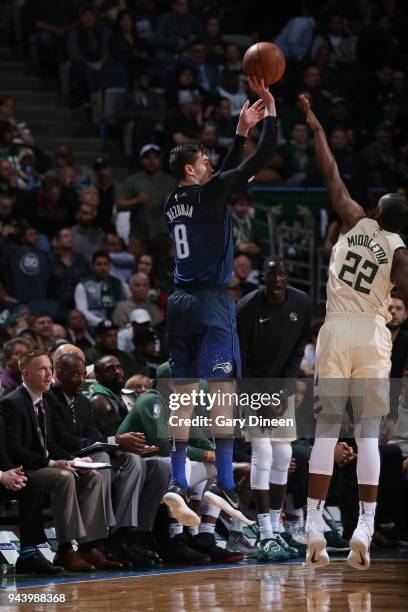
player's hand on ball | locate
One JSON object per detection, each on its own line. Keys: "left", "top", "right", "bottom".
{"left": 299, "top": 94, "right": 321, "bottom": 131}
{"left": 247, "top": 76, "right": 276, "bottom": 116}
{"left": 237, "top": 99, "right": 265, "bottom": 135}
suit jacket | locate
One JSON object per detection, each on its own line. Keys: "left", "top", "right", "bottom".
{"left": 46, "top": 383, "right": 106, "bottom": 454}
{"left": 0, "top": 414, "right": 13, "bottom": 471}
{"left": 0, "top": 385, "right": 71, "bottom": 470}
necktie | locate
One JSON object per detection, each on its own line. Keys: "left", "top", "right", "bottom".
{"left": 68, "top": 399, "right": 77, "bottom": 430}
{"left": 36, "top": 399, "right": 47, "bottom": 450}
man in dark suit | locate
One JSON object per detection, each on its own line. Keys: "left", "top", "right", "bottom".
{"left": 0, "top": 350, "right": 119, "bottom": 572}
{"left": 0, "top": 414, "right": 60, "bottom": 574}
{"left": 48, "top": 352, "right": 169, "bottom": 567}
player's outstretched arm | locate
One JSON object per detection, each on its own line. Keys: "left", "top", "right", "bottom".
{"left": 391, "top": 248, "right": 408, "bottom": 307}
{"left": 220, "top": 99, "right": 265, "bottom": 172}
{"left": 299, "top": 94, "right": 364, "bottom": 231}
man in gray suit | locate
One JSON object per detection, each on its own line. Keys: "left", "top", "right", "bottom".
{"left": 0, "top": 350, "right": 121, "bottom": 572}
{"left": 48, "top": 353, "right": 169, "bottom": 567}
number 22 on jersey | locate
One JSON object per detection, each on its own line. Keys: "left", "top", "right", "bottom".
{"left": 174, "top": 223, "right": 190, "bottom": 260}
{"left": 338, "top": 250, "right": 379, "bottom": 295}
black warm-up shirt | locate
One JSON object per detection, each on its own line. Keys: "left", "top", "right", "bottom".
{"left": 165, "top": 116, "right": 277, "bottom": 286}
{"left": 237, "top": 286, "right": 311, "bottom": 379}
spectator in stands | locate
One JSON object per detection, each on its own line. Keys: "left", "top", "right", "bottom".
{"left": 310, "top": 13, "right": 355, "bottom": 70}
{"left": 33, "top": 314, "right": 54, "bottom": 350}
{"left": 183, "top": 39, "right": 219, "bottom": 92}
{"left": 115, "top": 72, "right": 165, "bottom": 157}
{"left": 124, "top": 373, "right": 151, "bottom": 396}
{"left": 29, "top": 0, "right": 78, "bottom": 76}
{"left": 230, "top": 191, "right": 260, "bottom": 258}
{"left": 1, "top": 225, "right": 50, "bottom": 304}
{"left": 117, "top": 144, "right": 175, "bottom": 257}
{"left": 0, "top": 95, "right": 34, "bottom": 147}
{"left": 274, "top": 12, "right": 315, "bottom": 61}
{"left": 74, "top": 250, "right": 129, "bottom": 327}
{"left": 199, "top": 122, "right": 227, "bottom": 170}
{"left": 0, "top": 337, "right": 30, "bottom": 394}
{"left": 113, "top": 273, "right": 163, "bottom": 328}
{"left": 117, "top": 308, "right": 152, "bottom": 353}
{"left": 49, "top": 352, "right": 166, "bottom": 567}
{"left": 217, "top": 66, "right": 247, "bottom": 117}
{"left": 0, "top": 194, "right": 19, "bottom": 237}
{"left": 298, "top": 64, "right": 332, "bottom": 121}
{"left": 0, "top": 350, "right": 112, "bottom": 571}
{"left": 132, "top": 329, "right": 162, "bottom": 377}
{"left": 274, "top": 122, "right": 316, "bottom": 186}
{"left": 49, "top": 228, "right": 89, "bottom": 314}
{"left": 0, "top": 159, "right": 25, "bottom": 196}
{"left": 0, "top": 280, "right": 17, "bottom": 325}
{"left": 65, "top": 309, "right": 95, "bottom": 351}
{"left": 93, "top": 157, "right": 117, "bottom": 232}
{"left": 67, "top": 7, "right": 111, "bottom": 106}
{"left": 108, "top": 9, "right": 151, "bottom": 77}
{"left": 71, "top": 203, "right": 104, "bottom": 261}
{"left": 47, "top": 144, "right": 94, "bottom": 193}
{"left": 233, "top": 254, "right": 259, "bottom": 296}
{"left": 155, "top": 0, "right": 205, "bottom": 54}
{"left": 85, "top": 320, "right": 137, "bottom": 380}
{"left": 324, "top": 97, "right": 353, "bottom": 139}
{"left": 212, "top": 97, "right": 236, "bottom": 148}
{"left": 102, "top": 231, "right": 134, "bottom": 282}
{"left": 203, "top": 14, "right": 225, "bottom": 64}
{"left": 329, "top": 128, "right": 362, "bottom": 185}
{"left": 0, "top": 120, "right": 19, "bottom": 167}
{"left": 33, "top": 176, "right": 77, "bottom": 237}
{"left": 223, "top": 43, "right": 242, "bottom": 74}
{"left": 362, "top": 121, "right": 403, "bottom": 187}
{"left": 165, "top": 64, "right": 203, "bottom": 111}
{"left": 163, "top": 90, "right": 203, "bottom": 148}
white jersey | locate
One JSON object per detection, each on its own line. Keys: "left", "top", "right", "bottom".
{"left": 326, "top": 217, "right": 405, "bottom": 323}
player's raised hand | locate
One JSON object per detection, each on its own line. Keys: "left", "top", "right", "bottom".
{"left": 247, "top": 76, "right": 276, "bottom": 116}
{"left": 236, "top": 99, "right": 265, "bottom": 136}
{"left": 299, "top": 94, "right": 321, "bottom": 131}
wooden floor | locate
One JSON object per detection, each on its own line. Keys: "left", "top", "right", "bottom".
{"left": 1, "top": 560, "right": 407, "bottom": 611}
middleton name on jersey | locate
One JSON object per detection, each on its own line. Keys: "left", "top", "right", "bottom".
{"left": 346, "top": 232, "right": 388, "bottom": 264}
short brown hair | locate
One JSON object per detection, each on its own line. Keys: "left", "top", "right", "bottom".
{"left": 19, "top": 350, "right": 50, "bottom": 371}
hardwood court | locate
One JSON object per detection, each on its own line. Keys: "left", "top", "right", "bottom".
{"left": 1, "top": 560, "right": 407, "bottom": 612}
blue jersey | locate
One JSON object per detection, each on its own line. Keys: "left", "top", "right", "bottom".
{"left": 165, "top": 184, "right": 234, "bottom": 285}
{"left": 165, "top": 116, "right": 278, "bottom": 287}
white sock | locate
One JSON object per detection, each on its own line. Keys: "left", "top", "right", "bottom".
{"left": 306, "top": 497, "right": 325, "bottom": 530}
{"left": 269, "top": 508, "right": 281, "bottom": 533}
{"left": 258, "top": 513, "right": 273, "bottom": 541}
{"left": 189, "top": 525, "right": 199, "bottom": 536}
{"left": 322, "top": 518, "right": 330, "bottom": 532}
{"left": 358, "top": 500, "right": 376, "bottom": 530}
{"left": 199, "top": 522, "right": 216, "bottom": 535}
{"left": 169, "top": 522, "right": 184, "bottom": 539}
{"left": 231, "top": 520, "right": 243, "bottom": 533}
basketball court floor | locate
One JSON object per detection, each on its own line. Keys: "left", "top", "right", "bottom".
{"left": 0, "top": 551, "right": 407, "bottom": 611}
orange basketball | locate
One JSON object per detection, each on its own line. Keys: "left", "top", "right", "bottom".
{"left": 242, "top": 42, "right": 286, "bottom": 86}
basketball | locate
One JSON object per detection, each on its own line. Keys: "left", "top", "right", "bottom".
{"left": 242, "top": 42, "right": 286, "bottom": 86}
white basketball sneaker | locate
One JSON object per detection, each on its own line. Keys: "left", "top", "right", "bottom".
{"left": 306, "top": 522, "right": 329, "bottom": 568}
{"left": 347, "top": 520, "right": 373, "bottom": 570}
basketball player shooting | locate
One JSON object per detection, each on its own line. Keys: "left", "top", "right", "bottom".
{"left": 300, "top": 94, "right": 408, "bottom": 570}
{"left": 163, "top": 77, "right": 277, "bottom": 527}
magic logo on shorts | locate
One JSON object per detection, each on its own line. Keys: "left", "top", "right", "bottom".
{"left": 213, "top": 362, "right": 233, "bottom": 374}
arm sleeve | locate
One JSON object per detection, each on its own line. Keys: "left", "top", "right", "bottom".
{"left": 74, "top": 283, "right": 103, "bottom": 327}
{"left": 219, "top": 134, "right": 247, "bottom": 172}
{"left": 201, "top": 117, "right": 277, "bottom": 208}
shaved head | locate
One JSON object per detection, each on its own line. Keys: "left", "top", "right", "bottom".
{"left": 53, "top": 343, "right": 85, "bottom": 369}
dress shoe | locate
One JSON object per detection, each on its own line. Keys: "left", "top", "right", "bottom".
{"left": 15, "top": 553, "right": 64, "bottom": 575}
{"left": 79, "top": 548, "right": 124, "bottom": 570}
{"left": 119, "top": 540, "right": 162, "bottom": 568}
{"left": 54, "top": 548, "right": 96, "bottom": 571}
{"left": 131, "top": 532, "right": 163, "bottom": 566}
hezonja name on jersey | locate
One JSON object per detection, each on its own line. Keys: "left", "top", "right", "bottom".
{"left": 347, "top": 234, "right": 388, "bottom": 264}
{"left": 166, "top": 204, "right": 194, "bottom": 222}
